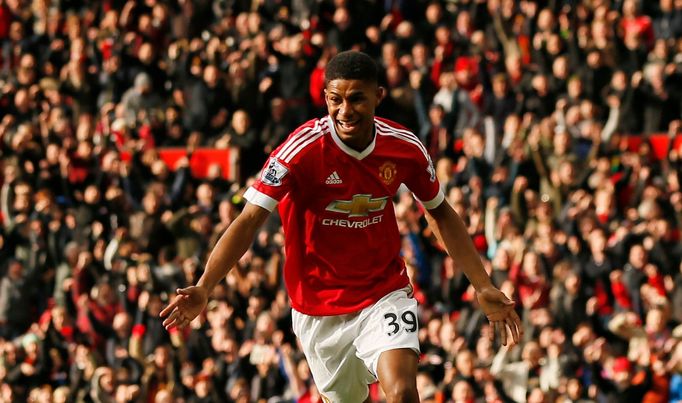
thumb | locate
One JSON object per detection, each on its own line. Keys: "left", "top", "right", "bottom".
{"left": 498, "top": 291, "right": 515, "bottom": 305}
{"left": 488, "top": 288, "right": 514, "bottom": 304}
{"left": 176, "top": 287, "right": 193, "bottom": 296}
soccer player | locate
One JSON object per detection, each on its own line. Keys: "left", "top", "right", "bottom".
{"left": 161, "top": 50, "right": 522, "bottom": 402}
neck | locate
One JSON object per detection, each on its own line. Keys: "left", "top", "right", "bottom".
{"left": 342, "top": 125, "right": 375, "bottom": 152}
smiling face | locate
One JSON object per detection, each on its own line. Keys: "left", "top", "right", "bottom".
{"left": 325, "top": 78, "right": 384, "bottom": 151}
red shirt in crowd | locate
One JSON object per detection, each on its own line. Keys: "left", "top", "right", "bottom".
{"left": 244, "top": 116, "right": 443, "bottom": 315}
{"left": 0, "top": 3, "right": 10, "bottom": 39}
{"left": 621, "top": 15, "right": 655, "bottom": 47}
{"left": 509, "top": 262, "right": 550, "bottom": 310}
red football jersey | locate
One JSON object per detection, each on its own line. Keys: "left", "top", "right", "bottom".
{"left": 244, "top": 116, "right": 444, "bottom": 315}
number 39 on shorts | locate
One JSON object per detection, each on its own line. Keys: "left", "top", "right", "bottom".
{"left": 383, "top": 311, "right": 417, "bottom": 336}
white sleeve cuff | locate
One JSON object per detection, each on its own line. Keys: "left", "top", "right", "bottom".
{"left": 417, "top": 189, "right": 445, "bottom": 210}
{"left": 244, "top": 187, "right": 279, "bottom": 212}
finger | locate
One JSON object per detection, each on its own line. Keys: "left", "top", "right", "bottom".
{"left": 509, "top": 317, "right": 520, "bottom": 344}
{"left": 495, "top": 321, "right": 504, "bottom": 345}
{"left": 511, "top": 309, "right": 524, "bottom": 336}
{"left": 163, "top": 315, "right": 178, "bottom": 329}
{"left": 506, "top": 317, "right": 519, "bottom": 345}
{"left": 176, "top": 287, "right": 192, "bottom": 296}
{"left": 489, "top": 322, "right": 496, "bottom": 343}
{"left": 169, "top": 314, "right": 190, "bottom": 330}
{"left": 164, "top": 317, "right": 179, "bottom": 330}
{"left": 162, "top": 310, "right": 181, "bottom": 328}
{"left": 499, "top": 321, "right": 508, "bottom": 346}
{"left": 159, "top": 298, "right": 181, "bottom": 317}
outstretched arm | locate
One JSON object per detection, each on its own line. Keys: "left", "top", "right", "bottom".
{"left": 160, "top": 202, "right": 271, "bottom": 329}
{"left": 424, "top": 199, "right": 523, "bottom": 346}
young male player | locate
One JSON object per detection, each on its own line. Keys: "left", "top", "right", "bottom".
{"left": 161, "top": 50, "right": 522, "bottom": 402}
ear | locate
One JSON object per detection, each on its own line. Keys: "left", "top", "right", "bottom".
{"left": 323, "top": 88, "right": 330, "bottom": 108}
{"left": 375, "top": 86, "right": 386, "bottom": 106}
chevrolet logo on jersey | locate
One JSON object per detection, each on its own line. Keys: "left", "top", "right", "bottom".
{"left": 325, "top": 194, "right": 389, "bottom": 217}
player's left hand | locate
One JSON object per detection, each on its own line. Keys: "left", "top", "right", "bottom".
{"left": 477, "top": 286, "right": 523, "bottom": 346}
{"left": 160, "top": 286, "right": 209, "bottom": 330}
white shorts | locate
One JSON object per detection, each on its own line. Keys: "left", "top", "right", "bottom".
{"left": 291, "top": 286, "right": 420, "bottom": 402}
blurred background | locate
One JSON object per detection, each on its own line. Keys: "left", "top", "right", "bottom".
{"left": 1, "top": 0, "right": 682, "bottom": 402}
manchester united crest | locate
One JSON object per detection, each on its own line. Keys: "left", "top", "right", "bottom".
{"left": 379, "top": 161, "right": 397, "bottom": 185}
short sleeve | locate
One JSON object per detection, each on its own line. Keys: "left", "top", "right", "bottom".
{"left": 244, "top": 156, "right": 294, "bottom": 212}
{"left": 245, "top": 118, "right": 323, "bottom": 211}
{"left": 404, "top": 152, "right": 444, "bottom": 210}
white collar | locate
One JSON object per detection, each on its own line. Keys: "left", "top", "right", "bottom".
{"left": 326, "top": 115, "right": 376, "bottom": 160}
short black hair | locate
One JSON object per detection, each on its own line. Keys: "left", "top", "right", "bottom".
{"left": 324, "top": 51, "right": 379, "bottom": 85}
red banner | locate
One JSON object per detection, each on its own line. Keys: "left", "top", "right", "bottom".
{"left": 624, "top": 134, "right": 682, "bottom": 160}
{"left": 121, "top": 148, "right": 237, "bottom": 180}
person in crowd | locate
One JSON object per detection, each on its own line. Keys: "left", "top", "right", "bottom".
{"left": 1, "top": 1, "right": 682, "bottom": 401}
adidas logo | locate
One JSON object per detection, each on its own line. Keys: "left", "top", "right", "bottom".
{"left": 325, "top": 171, "right": 343, "bottom": 185}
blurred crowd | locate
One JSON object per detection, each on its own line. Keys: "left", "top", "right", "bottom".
{"left": 1, "top": 0, "right": 682, "bottom": 402}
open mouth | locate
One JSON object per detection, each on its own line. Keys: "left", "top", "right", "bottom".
{"left": 337, "top": 119, "right": 359, "bottom": 131}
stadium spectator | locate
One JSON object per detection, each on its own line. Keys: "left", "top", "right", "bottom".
{"left": 1, "top": 0, "right": 682, "bottom": 402}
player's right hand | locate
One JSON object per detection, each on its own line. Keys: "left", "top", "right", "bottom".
{"left": 160, "top": 286, "right": 209, "bottom": 330}
{"left": 477, "top": 286, "right": 523, "bottom": 346}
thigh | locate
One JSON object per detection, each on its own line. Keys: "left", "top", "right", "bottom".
{"left": 376, "top": 348, "right": 418, "bottom": 395}
{"left": 354, "top": 287, "right": 420, "bottom": 379}
{"left": 292, "top": 309, "right": 373, "bottom": 402}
